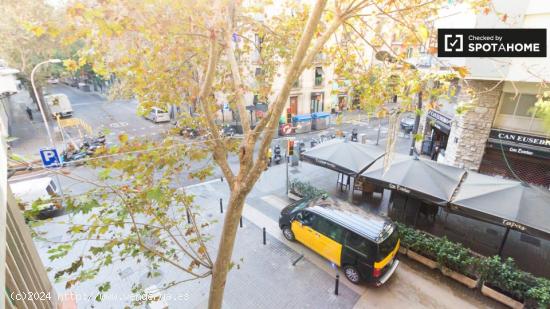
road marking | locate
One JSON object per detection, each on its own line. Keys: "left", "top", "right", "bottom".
{"left": 109, "top": 122, "right": 129, "bottom": 128}
{"left": 183, "top": 178, "right": 223, "bottom": 189}
{"left": 260, "top": 195, "right": 289, "bottom": 211}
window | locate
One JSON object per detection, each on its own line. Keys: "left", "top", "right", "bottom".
{"left": 499, "top": 93, "right": 537, "bottom": 117}
{"left": 255, "top": 67, "right": 263, "bottom": 77}
{"left": 313, "top": 217, "right": 343, "bottom": 243}
{"left": 314, "top": 67, "right": 323, "bottom": 86}
{"left": 296, "top": 211, "right": 316, "bottom": 226}
{"left": 345, "top": 232, "right": 372, "bottom": 257}
{"left": 378, "top": 227, "right": 399, "bottom": 260}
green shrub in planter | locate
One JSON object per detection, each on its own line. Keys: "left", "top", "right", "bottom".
{"left": 289, "top": 179, "right": 327, "bottom": 199}
{"left": 436, "top": 237, "right": 479, "bottom": 278}
{"left": 526, "top": 278, "right": 550, "bottom": 309}
{"left": 479, "top": 256, "right": 533, "bottom": 301}
{"left": 396, "top": 223, "right": 439, "bottom": 259}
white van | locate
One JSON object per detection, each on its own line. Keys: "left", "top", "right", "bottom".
{"left": 45, "top": 93, "right": 73, "bottom": 118}
{"left": 9, "top": 177, "right": 64, "bottom": 219}
{"left": 145, "top": 107, "right": 170, "bottom": 123}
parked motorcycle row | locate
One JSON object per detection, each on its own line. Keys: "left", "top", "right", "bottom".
{"left": 60, "top": 134, "right": 106, "bottom": 165}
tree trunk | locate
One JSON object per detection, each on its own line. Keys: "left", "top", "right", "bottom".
{"left": 208, "top": 188, "right": 248, "bottom": 309}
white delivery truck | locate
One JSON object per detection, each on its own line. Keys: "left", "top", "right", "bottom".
{"left": 45, "top": 93, "right": 73, "bottom": 118}
{"left": 9, "top": 177, "right": 64, "bottom": 219}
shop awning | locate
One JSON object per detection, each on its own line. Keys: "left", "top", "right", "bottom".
{"left": 450, "top": 172, "right": 550, "bottom": 240}
{"left": 300, "top": 139, "right": 385, "bottom": 176}
{"left": 360, "top": 153, "right": 466, "bottom": 205}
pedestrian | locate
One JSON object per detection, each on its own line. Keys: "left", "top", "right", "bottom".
{"left": 25, "top": 106, "right": 33, "bottom": 121}
{"left": 265, "top": 147, "right": 273, "bottom": 170}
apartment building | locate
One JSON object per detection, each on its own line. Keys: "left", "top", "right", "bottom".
{"left": 412, "top": 0, "right": 550, "bottom": 188}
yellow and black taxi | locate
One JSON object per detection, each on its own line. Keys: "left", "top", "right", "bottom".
{"left": 279, "top": 196, "right": 400, "bottom": 285}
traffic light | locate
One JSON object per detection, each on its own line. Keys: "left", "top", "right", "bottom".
{"left": 286, "top": 108, "right": 292, "bottom": 124}
{"left": 288, "top": 140, "right": 294, "bottom": 156}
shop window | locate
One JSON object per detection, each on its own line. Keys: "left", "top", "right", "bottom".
{"left": 499, "top": 93, "right": 537, "bottom": 117}
{"left": 314, "top": 67, "right": 324, "bottom": 86}
{"left": 515, "top": 94, "right": 537, "bottom": 117}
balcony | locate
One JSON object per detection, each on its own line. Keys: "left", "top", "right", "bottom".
{"left": 314, "top": 76, "right": 324, "bottom": 87}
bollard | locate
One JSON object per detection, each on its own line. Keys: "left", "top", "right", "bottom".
{"left": 335, "top": 274, "right": 339, "bottom": 295}
{"left": 220, "top": 176, "right": 223, "bottom": 182}
{"left": 186, "top": 209, "right": 191, "bottom": 224}
{"left": 262, "top": 227, "right": 266, "bottom": 245}
{"left": 219, "top": 198, "right": 223, "bottom": 214}
{"left": 239, "top": 217, "right": 243, "bottom": 228}
{"left": 292, "top": 254, "right": 304, "bottom": 266}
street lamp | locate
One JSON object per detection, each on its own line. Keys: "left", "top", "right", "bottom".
{"left": 30, "top": 59, "right": 62, "bottom": 148}
{"left": 30, "top": 59, "right": 65, "bottom": 197}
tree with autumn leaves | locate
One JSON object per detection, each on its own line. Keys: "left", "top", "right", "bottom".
{"left": 13, "top": 0, "right": 503, "bottom": 308}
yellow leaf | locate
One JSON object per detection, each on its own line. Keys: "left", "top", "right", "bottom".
{"left": 63, "top": 59, "right": 79, "bottom": 72}
{"left": 78, "top": 57, "right": 87, "bottom": 67}
{"left": 452, "top": 66, "right": 470, "bottom": 78}
{"left": 118, "top": 133, "right": 128, "bottom": 143}
{"left": 418, "top": 25, "right": 429, "bottom": 42}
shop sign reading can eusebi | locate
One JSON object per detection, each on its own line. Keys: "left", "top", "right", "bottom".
{"left": 438, "top": 29, "right": 546, "bottom": 57}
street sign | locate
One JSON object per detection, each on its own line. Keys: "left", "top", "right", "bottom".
{"left": 39, "top": 148, "right": 61, "bottom": 168}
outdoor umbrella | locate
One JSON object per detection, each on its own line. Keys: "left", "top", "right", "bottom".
{"left": 360, "top": 153, "right": 466, "bottom": 205}
{"left": 450, "top": 171, "right": 550, "bottom": 242}
{"left": 300, "top": 139, "right": 385, "bottom": 176}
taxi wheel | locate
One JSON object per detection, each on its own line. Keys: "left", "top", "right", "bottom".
{"left": 343, "top": 265, "right": 362, "bottom": 284}
{"left": 282, "top": 226, "right": 295, "bottom": 241}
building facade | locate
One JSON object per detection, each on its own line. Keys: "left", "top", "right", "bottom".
{"left": 414, "top": 0, "right": 550, "bottom": 188}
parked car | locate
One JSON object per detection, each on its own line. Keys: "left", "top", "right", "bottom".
{"left": 279, "top": 196, "right": 400, "bottom": 285}
{"left": 400, "top": 114, "right": 415, "bottom": 133}
{"left": 47, "top": 77, "right": 59, "bottom": 84}
{"left": 145, "top": 107, "right": 170, "bottom": 123}
{"left": 9, "top": 177, "right": 64, "bottom": 219}
{"left": 44, "top": 93, "right": 73, "bottom": 118}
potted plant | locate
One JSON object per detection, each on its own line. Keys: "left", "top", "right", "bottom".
{"left": 525, "top": 278, "right": 550, "bottom": 309}
{"left": 288, "top": 179, "right": 326, "bottom": 200}
{"left": 479, "top": 256, "right": 529, "bottom": 309}
{"left": 436, "top": 237, "right": 480, "bottom": 288}
{"left": 398, "top": 224, "right": 439, "bottom": 269}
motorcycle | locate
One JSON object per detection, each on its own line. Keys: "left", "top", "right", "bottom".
{"left": 220, "top": 125, "right": 235, "bottom": 137}
{"left": 273, "top": 145, "right": 282, "bottom": 165}
{"left": 351, "top": 128, "right": 358, "bottom": 142}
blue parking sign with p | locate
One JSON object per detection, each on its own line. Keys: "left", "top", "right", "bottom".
{"left": 40, "top": 148, "right": 61, "bottom": 168}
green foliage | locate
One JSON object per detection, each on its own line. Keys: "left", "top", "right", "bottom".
{"left": 398, "top": 223, "right": 549, "bottom": 306}
{"left": 289, "top": 179, "right": 327, "bottom": 199}
{"left": 436, "top": 237, "right": 479, "bottom": 276}
{"left": 478, "top": 256, "right": 533, "bottom": 301}
{"left": 526, "top": 278, "right": 550, "bottom": 308}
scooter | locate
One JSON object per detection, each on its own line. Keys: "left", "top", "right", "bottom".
{"left": 273, "top": 145, "right": 282, "bottom": 165}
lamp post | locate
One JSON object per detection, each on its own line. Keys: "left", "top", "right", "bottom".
{"left": 31, "top": 59, "right": 62, "bottom": 148}
{"left": 30, "top": 59, "right": 65, "bottom": 197}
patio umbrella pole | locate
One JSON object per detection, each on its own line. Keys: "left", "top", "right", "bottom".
{"left": 497, "top": 227, "right": 511, "bottom": 256}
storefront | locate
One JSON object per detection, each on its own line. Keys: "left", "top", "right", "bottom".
{"left": 479, "top": 129, "right": 550, "bottom": 188}
{"left": 421, "top": 109, "right": 453, "bottom": 160}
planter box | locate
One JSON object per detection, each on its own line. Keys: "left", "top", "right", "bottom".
{"left": 481, "top": 284, "right": 524, "bottom": 309}
{"left": 407, "top": 250, "right": 437, "bottom": 269}
{"left": 441, "top": 267, "right": 478, "bottom": 289}
{"left": 287, "top": 191, "right": 303, "bottom": 201}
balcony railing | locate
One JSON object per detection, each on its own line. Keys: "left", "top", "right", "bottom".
{"left": 314, "top": 76, "right": 324, "bottom": 87}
